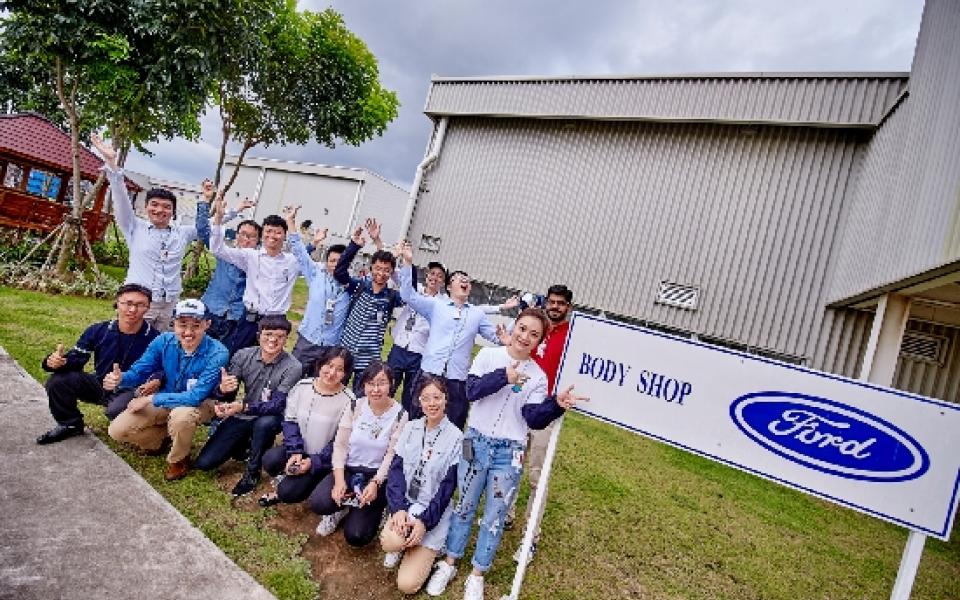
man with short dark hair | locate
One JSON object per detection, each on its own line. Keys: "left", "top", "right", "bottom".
{"left": 35, "top": 283, "right": 161, "bottom": 445}
{"left": 334, "top": 219, "right": 403, "bottom": 392}
{"left": 107, "top": 299, "right": 228, "bottom": 481}
{"left": 387, "top": 260, "right": 446, "bottom": 414}
{"left": 194, "top": 315, "right": 302, "bottom": 496}
{"left": 195, "top": 182, "right": 260, "bottom": 355}
{"left": 287, "top": 212, "right": 351, "bottom": 378}
{"left": 208, "top": 197, "right": 301, "bottom": 352}
{"left": 398, "top": 243, "right": 503, "bottom": 430}
{"left": 92, "top": 134, "right": 200, "bottom": 331}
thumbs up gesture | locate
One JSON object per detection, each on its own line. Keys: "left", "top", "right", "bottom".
{"left": 103, "top": 363, "right": 122, "bottom": 391}
{"left": 219, "top": 367, "right": 239, "bottom": 394}
{"left": 45, "top": 343, "right": 67, "bottom": 369}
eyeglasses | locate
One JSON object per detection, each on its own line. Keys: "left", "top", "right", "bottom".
{"left": 450, "top": 275, "right": 471, "bottom": 284}
{"left": 117, "top": 301, "right": 149, "bottom": 310}
{"left": 237, "top": 231, "right": 259, "bottom": 240}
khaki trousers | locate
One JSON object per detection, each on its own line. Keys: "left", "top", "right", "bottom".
{"left": 108, "top": 399, "right": 216, "bottom": 463}
{"left": 380, "top": 525, "right": 437, "bottom": 595}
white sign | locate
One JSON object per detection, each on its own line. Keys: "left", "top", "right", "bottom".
{"left": 556, "top": 313, "right": 960, "bottom": 540}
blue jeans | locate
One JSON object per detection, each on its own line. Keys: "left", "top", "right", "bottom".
{"left": 444, "top": 429, "right": 525, "bottom": 572}
{"left": 194, "top": 415, "right": 281, "bottom": 474}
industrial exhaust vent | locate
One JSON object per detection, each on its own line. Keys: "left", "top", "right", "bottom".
{"left": 899, "top": 331, "right": 948, "bottom": 365}
{"left": 656, "top": 281, "right": 700, "bottom": 310}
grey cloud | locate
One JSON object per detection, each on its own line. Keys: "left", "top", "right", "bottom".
{"left": 129, "top": 0, "right": 924, "bottom": 190}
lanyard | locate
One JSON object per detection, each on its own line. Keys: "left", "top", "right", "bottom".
{"left": 173, "top": 352, "right": 196, "bottom": 392}
{"left": 412, "top": 422, "right": 445, "bottom": 483}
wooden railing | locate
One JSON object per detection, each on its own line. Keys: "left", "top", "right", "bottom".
{"left": 0, "top": 187, "right": 112, "bottom": 241}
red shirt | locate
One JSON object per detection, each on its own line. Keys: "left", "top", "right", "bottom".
{"left": 532, "top": 320, "right": 570, "bottom": 395}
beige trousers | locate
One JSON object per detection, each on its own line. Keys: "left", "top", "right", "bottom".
{"left": 380, "top": 525, "right": 438, "bottom": 595}
{"left": 108, "top": 399, "right": 215, "bottom": 463}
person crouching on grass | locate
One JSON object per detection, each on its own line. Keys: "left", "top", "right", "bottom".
{"left": 425, "top": 308, "right": 588, "bottom": 600}
{"left": 258, "top": 346, "right": 355, "bottom": 508}
{"left": 193, "top": 315, "right": 302, "bottom": 497}
{"left": 106, "top": 299, "right": 228, "bottom": 481}
{"left": 381, "top": 375, "right": 462, "bottom": 595}
{"left": 311, "top": 361, "right": 407, "bottom": 546}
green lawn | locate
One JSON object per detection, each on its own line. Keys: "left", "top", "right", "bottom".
{"left": 2, "top": 284, "right": 959, "bottom": 600}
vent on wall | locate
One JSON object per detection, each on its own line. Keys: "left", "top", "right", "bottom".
{"left": 419, "top": 234, "right": 442, "bottom": 253}
{"left": 656, "top": 281, "right": 700, "bottom": 310}
{"left": 899, "top": 331, "right": 948, "bottom": 364}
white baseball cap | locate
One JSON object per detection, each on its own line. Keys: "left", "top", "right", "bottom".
{"left": 173, "top": 299, "right": 207, "bottom": 320}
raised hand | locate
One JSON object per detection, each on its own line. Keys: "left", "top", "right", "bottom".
{"left": 364, "top": 217, "right": 382, "bottom": 241}
{"left": 103, "top": 362, "right": 122, "bottom": 391}
{"left": 501, "top": 295, "right": 520, "bottom": 311}
{"left": 350, "top": 226, "right": 366, "bottom": 247}
{"left": 496, "top": 323, "right": 510, "bottom": 346}
{"left": 46, "top": 343, "right": 67, "bottom": 369}
{"left": 282, "top": 205, "right": 300, "bottom": 230}
{"left": 211, "top": 190, "right": 227, "bottom": 224}
{"left": 219, "top": 367, "right": 239, "bottom": 394}
{"left": 557, "top": 384, "right": 589, "bottom": 410}
{"left": 399, "top": 241, "right": 413, "bottom": 265}
{"left": 90, "top": 133, "right": 117, "bottom": 169}
{"left": 237, "top": 197, "right": 256, "bottom": 212}
{"left": 312, "top": 227, "right": 328, "bottom": 247}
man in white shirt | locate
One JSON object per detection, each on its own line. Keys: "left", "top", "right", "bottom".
{"left": 208, "top": 196, "right": 301, "bottom": 351}
{"left": 91, "top": 134, "right": 198, "bottom": 331}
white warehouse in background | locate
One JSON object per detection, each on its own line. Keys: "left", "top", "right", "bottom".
{"left": 221, "top": 155, "right": 408, "bottom": 255}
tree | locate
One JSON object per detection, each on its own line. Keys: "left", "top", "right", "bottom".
{"left": 181, "top": 2, "right": 398, "bottom": 280}
{"left": 0, "top": 0, "right": 279, "bottom": 274}
{"left": 213, "top": 3, "right": 400, "bottom": 191}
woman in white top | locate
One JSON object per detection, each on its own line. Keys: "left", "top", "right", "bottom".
{"left": 311, "top": 361, "right": 408, "bottom": 547}
{"left": 260, "top": 347, "right": 354, "bottom": 507}
{"left": 381, "top": 375, "right": 463, "bottom": 594}
{"left": 426, "top": 309, "right": 586, "bottom": 600}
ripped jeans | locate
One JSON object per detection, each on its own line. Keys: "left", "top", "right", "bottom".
{"left": 444, "top": 428, "right": 525, "bottom": 572}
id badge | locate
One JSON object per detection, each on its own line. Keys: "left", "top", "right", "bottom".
{"left": 405, "top": 313, "right": 416, "bottom": 331}
{"left": 260, "top": 387, "right": 272, "bottom": 405}
{"left": 324, "top": 299, "right": 335, "bottom": 326}
{"left": 375, "top": 310, "right": 384, "bottom": 323}
{"left": 511, "top": 449, "right": 524, "bottom": 469}
{"left": 407, "top": 477, "right": 421, "bottom": 499}
{"left": 462, "top": 438, "right": 474, "bottom": 462}
{"left": 186, "top": 378, "right": 198, "bottom": 391}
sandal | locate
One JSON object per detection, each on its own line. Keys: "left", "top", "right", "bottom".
{"left": 258, "top": 493, "right": 280, "bottom": 508}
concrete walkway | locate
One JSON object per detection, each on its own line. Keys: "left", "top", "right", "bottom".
{"left": 0, "top": 348, "right": 277, "bottom": 600}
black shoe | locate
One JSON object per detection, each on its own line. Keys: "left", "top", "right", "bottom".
{"left": 36, "top": 424, "right": 83, "bottom": 445}
{"left": 258, "top": 493, "right": 280, "bottom": 507}
{"left": 231, "top": 471, "right": 260, "bottom": 497}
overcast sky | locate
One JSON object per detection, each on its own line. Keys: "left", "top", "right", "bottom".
{"left": 123, "top": 0, "right": 925, "bottom": 191}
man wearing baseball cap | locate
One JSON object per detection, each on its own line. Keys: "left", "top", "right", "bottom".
{"left": 107, "top": 298, "right": 228, "bottom": 481}
{"left": 36, "top": 283, "right": 161, "bottom": 445}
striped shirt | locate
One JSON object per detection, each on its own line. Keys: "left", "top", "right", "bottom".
{"left": 339, "top": 280, "right": 402, "bottom": 372}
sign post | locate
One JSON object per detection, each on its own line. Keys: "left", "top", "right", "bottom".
{"left": 505, "top": 312, "right": 960, "bottom": 599}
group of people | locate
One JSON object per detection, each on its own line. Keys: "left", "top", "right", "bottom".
{"left": 33, "top": 135, "right": 586, "bottom": 599}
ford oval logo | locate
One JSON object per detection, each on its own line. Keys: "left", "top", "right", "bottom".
{"left": 729, "top": 391, "right": 929, "bottom": 482}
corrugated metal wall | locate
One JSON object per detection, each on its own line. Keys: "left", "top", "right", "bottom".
{"left": 828, "top": 0, "right": 960, "bottom": 303}
{"left": 426, "top": 76, "right": 907, "bottom": 127}
{"left": 354, "top": 173, "right": 408, "bottom": 247}
{"left": 408, "top": 117, "right": 874, "bottom": 373}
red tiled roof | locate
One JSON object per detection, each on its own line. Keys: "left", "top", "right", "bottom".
{"left": 0, "top": 112, "right": 105, "bottom": 181}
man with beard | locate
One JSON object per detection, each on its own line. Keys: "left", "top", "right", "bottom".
{"left": 334, "top": 219, "right": 402, "bottom": 393}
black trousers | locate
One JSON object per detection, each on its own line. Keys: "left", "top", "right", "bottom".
{"left": 309, "top": 466, "right": 387, "bottom": 547}
{"left": 194, "top": 415, "right": 281, "bottom": 474}
{"left": 262, "top": 446, "right": 330, "bottom": 504}
{"left": 408, "top": 370, "right": 468, "bottom": 430}
{"left": 46, "top": 371, "right": 136, "bottom": 427}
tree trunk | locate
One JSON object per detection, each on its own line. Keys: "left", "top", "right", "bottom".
{"left": 53, "top": 57, "right": 84, "bottom": 275}
{"left": 222, "top": 139, "right": 255, "bottom": 195}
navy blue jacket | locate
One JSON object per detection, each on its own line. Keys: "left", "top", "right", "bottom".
{"left": 42, "top": 320, "right": 160, "bottom": 383}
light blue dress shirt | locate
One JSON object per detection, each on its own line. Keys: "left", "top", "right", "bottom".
{"left": 288, "top": 232, "right": 350, "bottom": 346}
{"left": 399, "top": 266, "right": 499, "bottom": 380}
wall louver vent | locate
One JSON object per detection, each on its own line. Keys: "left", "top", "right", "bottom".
{"left": 656, "top": 281, "right": 700, "bottom": 310}
{"left": 900, "top": 331, "right": 947, "bottom": 364}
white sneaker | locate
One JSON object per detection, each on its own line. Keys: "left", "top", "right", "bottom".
{"left": 425, "top": 561, "right": 457, "bottom": 596}
{"left": 463, "top": 573, "right": 484, "bottom": 600}
{"left": 383, "top": 551, "right": 402, "bottom": 569}
{"left": 315, "top": 508, "right": 348, "bottom": 536}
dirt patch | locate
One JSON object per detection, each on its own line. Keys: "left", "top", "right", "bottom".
{"left": 217, "top": 464, "right": 408, "bottom": 600}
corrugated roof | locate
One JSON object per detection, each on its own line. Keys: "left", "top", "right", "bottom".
{"left": 226, "top": 155, "right": 408, "bottom": 194}
{"left": 0, "top": 113, "right": 105, "bottom": 180}
{"left": 425, "top": 73, "right": 910, "bottom": 128}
